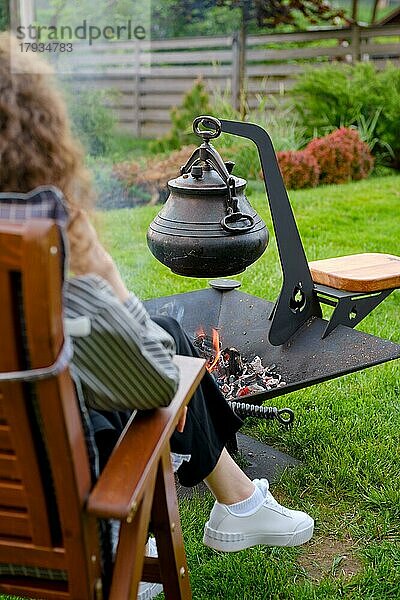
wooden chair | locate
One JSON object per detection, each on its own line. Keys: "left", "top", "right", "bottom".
{"left": 0, "top": 219, "right": 205, "bottom": 600}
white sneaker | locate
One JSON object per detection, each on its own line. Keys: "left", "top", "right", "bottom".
{"left": 137, "top": 537, "right": 163, "bottom": 600}
{"left": 203, "top": 478, "right": 314, "bottom": 552}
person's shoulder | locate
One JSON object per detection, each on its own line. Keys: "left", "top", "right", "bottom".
{"left": 64, "top": 274, "right": 119, "bottom": 314}
{"left": 65, "top": 273, "right": 115, "bottom": 295}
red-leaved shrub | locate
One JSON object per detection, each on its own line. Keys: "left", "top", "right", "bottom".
{"left": 306, "top": 127, "right": 374, "bottom": 185}
{"left": 277, "top": 150, "right": 320, "bottom": 189}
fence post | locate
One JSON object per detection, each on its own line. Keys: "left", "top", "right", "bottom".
{"left": 231, "top": 31, "right": 241, "bottom": 112}
{"left": 351, "top": 23, "right": 361, "bottom": 62}
{"left": 133, "top": 42, "right": 141, "bottom": 137}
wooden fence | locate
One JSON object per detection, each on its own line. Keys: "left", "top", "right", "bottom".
{"left": 64, "top": 24, "right": 400, "bottom": 138}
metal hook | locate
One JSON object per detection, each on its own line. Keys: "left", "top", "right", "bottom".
{"left": 193, "top": 115, "right": 222, "bottom": 141}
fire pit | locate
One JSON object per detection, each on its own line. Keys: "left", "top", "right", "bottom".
{"left": 145, "top": 117, "right": 400, "bottom": 433}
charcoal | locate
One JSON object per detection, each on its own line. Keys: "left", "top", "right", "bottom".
{"left": 193, "top": 331, "right": 286, "bottom": 400}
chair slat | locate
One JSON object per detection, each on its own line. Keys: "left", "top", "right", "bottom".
{"left": 0, "top": 425, "right": 12, "bottom": 451}
{"left": 1, "top": 387, "right": 53, "bottom": 547}
{"left": 0, "top": 579, "right": 69, "bottom": 600}
{"left": 0, "top": 509, "right": 30, "bottom": 539}
{"left": 0, "top": 542, "right": 66, "bottom": 570}
{"left": 0, "top": 454, "right": 20, "bottom": 481}
{"left": 0, "top": 481, "right": 27, "bottom": 508}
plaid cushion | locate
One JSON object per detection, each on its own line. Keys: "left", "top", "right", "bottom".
{"left": 0, "top": 185, "right": 70, "bottom": 277}
{"left": 0, "top": 564, "right": 67, "bottom": 581}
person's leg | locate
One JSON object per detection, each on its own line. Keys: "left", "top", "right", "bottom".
{"left": 203, "top": 451, "right": 314, "bottom": 552}
{"left": 152, "top": 316, "right": 243, "bottom": 487}
{"left": 204, "top": 447, "right": 254, "bottom": 504}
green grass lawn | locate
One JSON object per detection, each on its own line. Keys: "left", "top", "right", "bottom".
{"left": 99, "top": 174, "right": 400, "bottom": 600}
{"left": 2, "top": 175, "right": 399, "bottom": 600}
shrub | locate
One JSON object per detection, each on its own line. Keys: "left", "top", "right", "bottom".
{"left": 306, "top": 127, "right": 374, "bottom": 185}
{"left": 65, "top": 87, "right": 117, "bottom": 157}
{"left": 113, "top": 145, "right": 197, "bottom": 204}
{"left": 277, "top": 150, "right": 320, "bottom": 189}
{"left": 211, "top": 95, "right": 309, "bottom": 180}
{"left": 153, "top": 79, "right": 211, "bottom": 153}
{"left": 291, "top": 62, "right": 400, "bottom": 168}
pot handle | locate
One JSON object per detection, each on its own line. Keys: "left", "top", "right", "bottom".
{"left": 191, "top": 116, "right": 256, "bottom": 234}
{"left": 221, "top": 211, "right": 255, "bottom": 234}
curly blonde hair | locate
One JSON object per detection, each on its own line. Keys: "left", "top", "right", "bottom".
{"left": 0, "top": 32, "right": 94, "bottom": 211}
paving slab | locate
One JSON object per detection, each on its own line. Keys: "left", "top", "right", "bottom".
{"left": 176, "top": 433, "right": 300, "bottom": 500}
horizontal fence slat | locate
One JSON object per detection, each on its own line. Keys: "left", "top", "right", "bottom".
{"left": 71, "top": 66, "right": 231, "bottom": 78}
{"left": 247, "top": 27, "right": 351, "bottom": 45}
{"left": 64, "top": 72, "right": 136, "bottom": 81}
{"left": 139, "top": 108, "right": 171, "bottom": 122}
{"left": 70, "top": 79, "right": 137, "bottom": 92}
{"left": 136, "top": 65, "right": 232, "bottom": 77}
{"left": 109, "top": 107, "right": 138, "bottom": 121}
{"left": 140, "top": 78, "right": 203, "bottom": 93}
{"left": 139, "top": 94, "right": 184, "bottom": 108}
{"left": 150, "top": 35, "right": 232, "bottom": 50}
{"left": 359, "top": 43, "right": 400, "bottom": 56}
{"left": 71, "top": 41, "right": 149, "bottom": 53}
{"left": 246, "top": 78, "right": 296, "bottom": 93}
{"left": 144, "top": 49, "right": 232, "bottom": 65}
{"left": 360, "top": 25, "right": 400, "bottom": 38}
{"left": 247, "top": 44, "right": 351, "bottom": 62}
{"left": 246, "top": 62, "right": 327, "bottom": 77}
{"left": 60, "top": 52, "right": 139, "bottom": 67}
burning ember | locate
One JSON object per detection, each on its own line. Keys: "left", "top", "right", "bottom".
{"left": 194, "top": 328, "right": 287, "bottom": 401}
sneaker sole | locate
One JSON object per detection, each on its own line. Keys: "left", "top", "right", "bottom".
{"left": 203, "top": 521, "right": 314, "bottom": 552}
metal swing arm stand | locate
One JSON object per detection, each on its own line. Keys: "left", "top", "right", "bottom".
{"left": 218, "top": 119, "right": 396, "bottom": 345}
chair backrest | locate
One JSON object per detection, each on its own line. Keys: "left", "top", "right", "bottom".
{"left": 0, "top": 219, "right": 102, "bottom": 600}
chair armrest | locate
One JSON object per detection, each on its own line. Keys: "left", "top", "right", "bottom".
{"left": 87, "top": 355, "right": 206, "bottom": 520}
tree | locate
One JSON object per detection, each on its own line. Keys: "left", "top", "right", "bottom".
{"left": 230, "top": 0, "right": 346, "bottom": 28}
{"left": 152, "top": 0, "right": 347, "bottom": 39}
{"left": 0, "top": 0, "right": 10, "bottom": 30}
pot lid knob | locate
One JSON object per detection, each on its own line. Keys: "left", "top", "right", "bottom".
{"left": 191, "top": 165, "right": 203, "bottom": 179}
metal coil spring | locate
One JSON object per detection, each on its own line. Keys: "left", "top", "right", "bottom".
{"left": 228, "top": 401, "right": 294, "bottom": 426}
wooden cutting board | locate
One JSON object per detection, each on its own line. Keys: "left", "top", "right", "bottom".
{"left": 309, "top": 253, "right": 400, "bottom": 292}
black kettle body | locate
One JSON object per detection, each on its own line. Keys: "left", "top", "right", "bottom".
{"left": 147, "top": 116, "right": 269, "bottom": 277}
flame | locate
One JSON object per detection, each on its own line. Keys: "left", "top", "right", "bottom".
{"left": 196, "top": 325, "right": 206, "bottom": 339}
{"left": 207, "top": 328, "right": 221, "bottom": 372}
